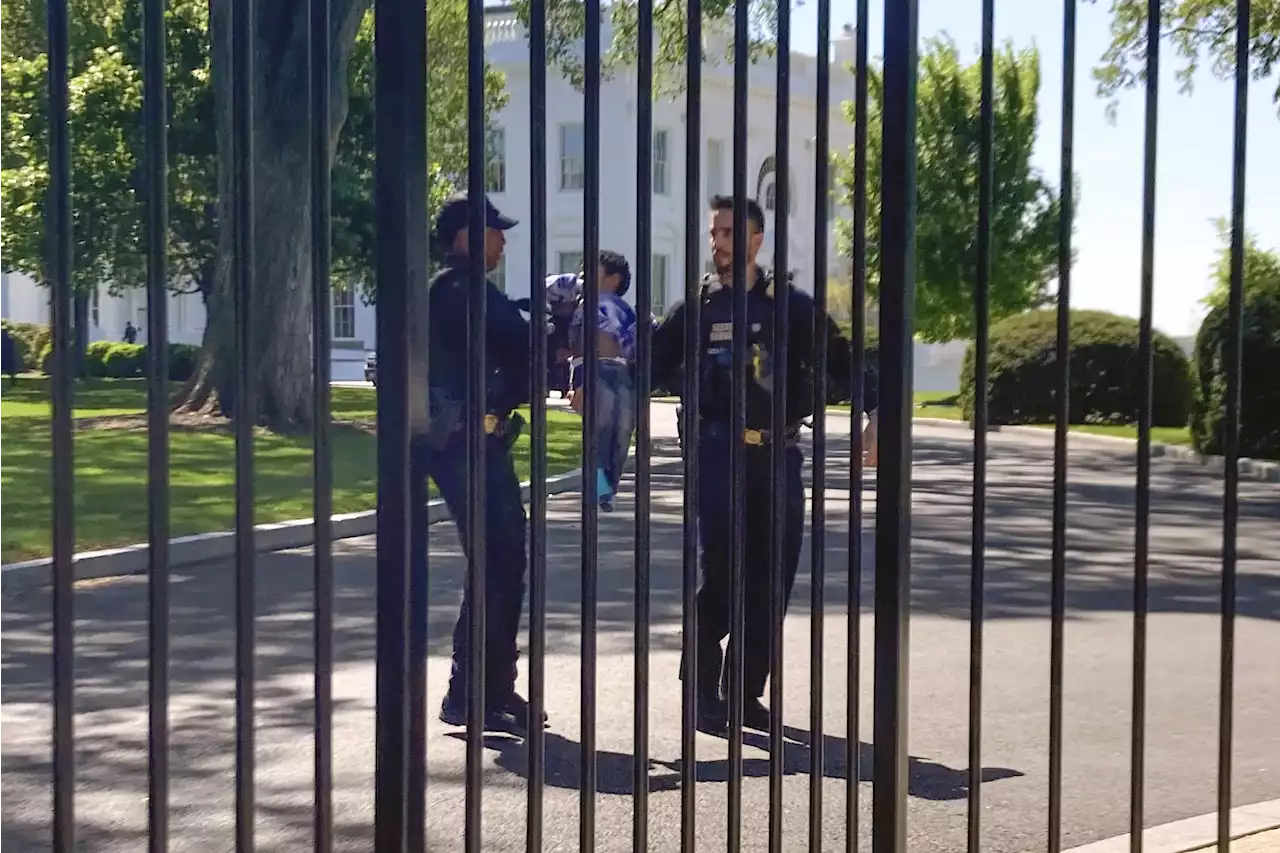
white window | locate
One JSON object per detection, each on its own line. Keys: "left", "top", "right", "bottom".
{"left": 490, "top": 255, "right": 507, "bottom": 292}
{"left": 90, "top": 286, "right": 100, "bottom": 328}
{"left": 558, "top": 251, "right": 584, "bottom": 276}
{"left": 333, "top": 284, "right": 356, "bottom": 340}
{"left": 651, "top": 254, "right": 669, "bottom": 317}
{"left": 559, "top": 123, "right": 584, "bottom": 191}
{"left": 486, "top": 127, "right": 506, "bottom": 193}
{"left": 653, "top": 129, "right": 669, "bottom": 195}
{"left": 706, "top": 138, "right": 725, "bottom": 198}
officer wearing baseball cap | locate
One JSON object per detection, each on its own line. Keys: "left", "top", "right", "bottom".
{"left": 419, "top": 192, "right": 544, "bottom": 735}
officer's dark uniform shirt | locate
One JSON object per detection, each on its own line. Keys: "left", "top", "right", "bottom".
{"left": 427, "top": 253, "right": 531, "bottom": 415}
{"left": 651, "top": 267, "right": 878, "bottom": 428}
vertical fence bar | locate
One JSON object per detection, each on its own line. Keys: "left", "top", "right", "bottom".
{"left": 680, "top": 1, "right": 703, "bottom": 847}
{"left": 634, "top": 0, "right": 655, "bottom": 848}
{"left": 308, "top": 0, "right": 334, "bottom": 843}
{"left": 142, "top": 0, "right": 171, "bottom": 843}
{"left": 463, "top": 0, "right": 489, "bottom": 847}
{"left": 231, "top": 0, "right": 258, "bottom": 842}
{"left": 728, "top": 0, "right": 751, "bottom": 846}
{"left": 403, "top": 0, "right": 430, "bottom": 843}
{"left": 810, "top": 0, "right": 832, "bottom": 846}
{"left": 768, "top": 0, "right": 792, "bottom": 847}
{"left": 871, "top": 0, "right": 918, "bottom": 850}
{"left": 46, "top": 0, "right": 76, "bottom": 840}
{"left": 1047, "top": 2, "right": 1075, "bottom": 851}
{"left": 1130, "top": 2, "right": 1161, "bottom": 849}
{"left": 527, "top": 0, "right": 550, "bottom": 845}
{"left": 846, "top": 4, "right": 869, "bottom": 849}
{"left": 581, "top": 0, "right": 602, "bottom": 846}
{"left": 967, "top": 3, "right": 994, "bottom": 851}
{"left": 372, "top": 0, "right": 414, "bottom": 841}
{"left": 1218, "top": 2, "right": 1249, "bottom": 849}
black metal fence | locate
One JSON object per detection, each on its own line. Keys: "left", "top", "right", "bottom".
{"left": 35, "top": 0, "right": 1254, "bottom": 850}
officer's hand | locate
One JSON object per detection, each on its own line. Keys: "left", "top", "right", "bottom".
{"left": 861, "top": 411, "right": 879, "bottom": 467}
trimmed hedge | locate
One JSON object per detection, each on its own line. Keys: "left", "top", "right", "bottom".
{"left": 960, "top": 309, "right": 1194, "bottom": 427}
{"left": 40, "top": 341, "right": 201, "bottom": 381}
{"left": 1190, "top": 282, "right": 1280, "bottom": 460}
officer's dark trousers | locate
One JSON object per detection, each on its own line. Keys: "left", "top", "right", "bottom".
{"left": 681, "top": 421, "right": 806, "bottom": 700}
{"left": 419, "top": 431, "right": 528, "bottom": 701}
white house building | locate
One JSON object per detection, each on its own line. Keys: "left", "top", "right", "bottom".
{"left": 4, "top": 11, "right": 969, "bottom": 389}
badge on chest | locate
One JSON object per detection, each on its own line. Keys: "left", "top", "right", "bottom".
{"left": 709, "top": 322, "right": 732, "bottom": 343}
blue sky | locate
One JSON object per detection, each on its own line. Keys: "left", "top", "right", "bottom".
{"left": 790, "top": 0, "right": 1280, "bottom": 337}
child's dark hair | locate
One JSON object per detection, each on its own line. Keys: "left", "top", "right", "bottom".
{"left": 599, "top": 250, "right": 631, "bottom": 296}
{"left": 709, "top": 194, "right": 766, "bottom": 233}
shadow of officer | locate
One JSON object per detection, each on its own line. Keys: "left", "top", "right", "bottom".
{"left": 418, "top": 193, "right": 544, "bottom": 735}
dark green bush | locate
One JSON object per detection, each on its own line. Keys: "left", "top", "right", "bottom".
{"left": 167, "top": 343, "right": 201, "bottom": 382}
{"left": 38, "top": 342, "right": 55, "bottom": 375}
{"left": 960, "top": 309, "right": 1194, "bottom": 427}
{"left": 102, "top": 343, "right": 147, "bottom": 378}
{"left": 1, "top": 320, "right": 50, "bottom": 372}
{"left": 1190, "top": 282, "right": 1280, "bottom": 460}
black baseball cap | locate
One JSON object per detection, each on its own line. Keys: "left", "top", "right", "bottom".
{"left": 431, "top": 193, "right": 518, "bottom": 249}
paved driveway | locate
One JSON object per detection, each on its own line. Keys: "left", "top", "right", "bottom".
{"left": 3, "top": 418, "right": 1278, "bottom": 851}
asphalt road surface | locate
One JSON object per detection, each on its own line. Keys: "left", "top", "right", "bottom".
{"left": 3, "top": 415, "right": 1278, "bottom": 852}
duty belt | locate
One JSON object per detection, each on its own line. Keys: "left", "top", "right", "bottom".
{"left": 742, "top": 425, "right": 801, "bottom": 446}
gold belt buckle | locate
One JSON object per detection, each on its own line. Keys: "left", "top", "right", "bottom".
{"left": 743, "top": 428, "right": 764, "bottom": 446}
{"left": 484, "top": 414, "right": 500, "bottom": 435}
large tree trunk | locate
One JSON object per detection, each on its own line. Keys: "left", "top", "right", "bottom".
{"left": 176, "top": 0, "right": 369, "bottom": 431}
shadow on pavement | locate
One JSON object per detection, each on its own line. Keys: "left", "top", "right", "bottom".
{"left": 445, "top": 723, "right": 1023, "bottom": 802}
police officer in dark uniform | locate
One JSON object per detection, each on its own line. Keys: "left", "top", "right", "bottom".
{"left": 651, "top": 194, "right": 880, "bottom": 732}
{"left": 422, "top": 192, "right": 544, "bottom": 734}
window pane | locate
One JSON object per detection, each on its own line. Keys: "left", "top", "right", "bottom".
{"left": 653, "top": 129, "right": 668, "bottom": 195}
{"left": 651, "top": 254, "right": 668, "bottom": 317}
{"left": 486, "top": 127, "right": 506, "bottom": 193}
{"left": 706, "top": 138, "right": 725, "bottom": 198}
{"left": 333, "top": 284, "right": 356, "bottom": 340}
{"left": 560, "top": 123, "right": 584, "bottom": 191}
{"left": 557, "top": 252, "right": 584, "bottom": 275}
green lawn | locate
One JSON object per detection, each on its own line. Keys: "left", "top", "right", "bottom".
{"left": 1, "top": 378, "right": 582, "bottom": 563}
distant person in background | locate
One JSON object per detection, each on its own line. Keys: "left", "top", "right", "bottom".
{"left": 1, "top": 328, "right": 19, "bottom": 388}
{"left": 123, "top": 321, "right": 138, "bottom": 344}
{"left": 569, "top": 250, "right": 637, "bottom": 513}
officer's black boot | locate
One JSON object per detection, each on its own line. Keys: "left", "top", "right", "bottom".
{"left": 743, "top": 697, "right": 771, "bottom": 732}
{"left": 680, "top": 642, "right": 728, "bottom": 734}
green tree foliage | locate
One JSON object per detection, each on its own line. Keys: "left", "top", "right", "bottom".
{"left": 333, "top": 6, "right": 508, "bottom": 294}
{"left": 510, "top": 0, "right": 781, "bottom": 96}
{"left": 1, "top": 0, "right": 505, "bottom": 298}
{"left": 1092, "top": 0, "right": 1280, "bottom": 111}
{"left": 1, "top": 0, "right": 215, "bottom": 295}
{"left": 1190, "top": 228, "right": 1280, "bottom": 459}
{"left": 834, "top": 37, "right": 1064, "bottom": 344}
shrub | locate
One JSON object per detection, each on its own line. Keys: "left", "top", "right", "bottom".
{"left": 960, "top": 309, "right": 1194, "bottom": 427}
{"left": 102, "top": 343, "right": 147, "bottom": 378}
{"left": 1190, "top": 280, "right": 1280, "bottom": 460}
{"left": 84, "top": 341, "right": 115, "bottom": 377}
{"left": 38, "top": 342, "right": 55, "bottom": 375}
{"left": 1, "top": 320, "right": 51, "bottom": 372}
{"left": 167, "top": 343, "right": 201, "bottom": 382}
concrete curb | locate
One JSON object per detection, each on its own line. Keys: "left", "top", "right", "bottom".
{"left": 1063, "top": 798, "right": 1280, "bottom": 853}
{"left": 1, "top": 455, "right": 686, "bottom": 586}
